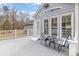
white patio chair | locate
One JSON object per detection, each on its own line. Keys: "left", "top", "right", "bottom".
{"left": 40, "top": 34, "right": 49, "bottom": 45}
{"left": 57, "top": 36, "right": 71, "bottom": 52}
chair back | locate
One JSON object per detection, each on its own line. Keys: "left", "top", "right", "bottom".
{"left": 50, "top": 36, "right": 57, "bottom": 43}
{"left": 43, "top": 35, "right": 46, "bottom": 39}
{"left": 41, "top": 33, "right": 44, "bottom": 37}
{"left": 61, "top": 35, "right": 71, "bottom": 45}
{"left": 62, "top": 38, "right": 67, "bottom": 45}
{"left": 47, "top": 36, "right": 51, "bottom": 40}
{"left": 64, "top": 36, "right": 71, "bottom": 47}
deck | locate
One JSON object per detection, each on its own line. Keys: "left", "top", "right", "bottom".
{"left": 0, "top": 36, "right": 68, "bottom": 56}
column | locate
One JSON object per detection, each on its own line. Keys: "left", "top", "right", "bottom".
{"left": 33, "top": 20, "right": 37, "bottom": 36}
{"left": 75, "top": 3, "right": 79, "bottom": 56}
{"left": 49, "top": 17, "right": 51, "bottom": 36}
{"left": 69, "top": 3, "right": 79, "bottom": 56}
{"left": 59, "top": 14, "right": 62, "bottom": 39}
{"left": 57, "top": 15, "right": 60, "bottom": 39}
{"left": 15, "top": 29, "right": 16, "bottom": 37}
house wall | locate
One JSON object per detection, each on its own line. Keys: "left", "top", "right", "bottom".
{"left": 35, "top": 3, "right": 75, "bottom": 19}
{"left": 34, "top": 3, "right": 75, "bottom": 39}
{"left": 33, "top": 3, "right": 79, "bottom": 56}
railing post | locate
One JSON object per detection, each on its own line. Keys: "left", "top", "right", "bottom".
{"left": 15, "top": 29, "right": 16, "bottom": 37}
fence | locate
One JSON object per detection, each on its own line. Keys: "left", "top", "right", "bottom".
{"left": 0, "top": 30, "right": 25, "bottom": 39}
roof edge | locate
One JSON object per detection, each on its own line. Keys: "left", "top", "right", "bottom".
{"left": 32, "top": 3, "right": 44, "bottom": 19}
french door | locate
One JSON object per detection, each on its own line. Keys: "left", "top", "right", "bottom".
{"left": 61, "top": 13, "right": 74, "bottom": 39}
{"left": 44, "top": 19, "right": 48, "bottom": 35}
{"left": 51, "top": 17, "right": 57, "bottom": 36}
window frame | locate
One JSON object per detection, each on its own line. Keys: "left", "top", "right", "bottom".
{"left": 51, "top": 16, "right": 58, "bottom": 37}
{"left": 61, "top": 12, "right": 74, "bottom": 39}
{"left": 44, "top": 19, "right": 48, "bottom": 35}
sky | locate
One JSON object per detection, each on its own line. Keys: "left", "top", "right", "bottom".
{"left": 0, "top": 3, "right": 40, "bottom": 17}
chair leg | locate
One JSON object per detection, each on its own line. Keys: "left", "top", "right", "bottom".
{"left": 58, "top": 44, "right": 60, "bottom": 52}
{"left": 45, "top": 40, "right": 46, "bottom": 46}
{"left": 41, "top": 40, "right": 42, "bottom": 44}
{"left": 49, "top": 41, "right": 51, "bottom": 48}
{"left": 45, "top": 39, "right": 48, "bottom": 46}
{"left": 53, "top": 43, "right": 55, "bottom": 49}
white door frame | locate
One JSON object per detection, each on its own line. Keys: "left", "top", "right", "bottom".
{"left": 36, "top": 20, "right": 40, "bottom": 36}
{"left": 50, "top": 15, "right": 59, "bottom": 38}
{"left": 43, "top": 19, "right": 49, "bottom": 35}
{"left": 60, "top": 12, "right": 74, "bottom": 39}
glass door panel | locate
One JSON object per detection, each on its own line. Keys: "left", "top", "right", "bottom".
{"left": 44, "top": 19, "right": 48, "bottom": 34}
{"left": 51, "top": 18, "right": 57, "bottom": 36}
{"left": 62, "top": 15, "right": 71, "bottom": 38}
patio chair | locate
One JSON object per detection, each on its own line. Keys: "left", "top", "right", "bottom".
{"left": 44, "top": 36, "right": 51, "bottom": 46}
{"left": 39, "top": 33, "right": 45, "bottom": 44}
{"left": 57, "top": 36, "right": 71, "bottom": 52}
{"left": 48, "top": 36, "right": 57, "bottom": 49}
{"left": 39, "top": 33, "right": 49, "bottom": 45}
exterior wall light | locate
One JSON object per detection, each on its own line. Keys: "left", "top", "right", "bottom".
{"left": 44, "top": 3, "right": 49, "bottom": 8}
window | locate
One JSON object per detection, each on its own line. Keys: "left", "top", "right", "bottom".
{"left": 62, "top": 15, "right": 71, "bottom": 38}
{"left": 51, "top": 18, "right": 57, "bottom": 36}
{"left": 44, "top": 19, "right": 48, "bottom": 34}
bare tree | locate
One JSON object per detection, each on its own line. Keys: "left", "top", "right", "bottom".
{"left": 2, "top": 5, "right": 11, "bottom": 30}
{"left": 0, "top": 5, "right": 29, "bottom": 30}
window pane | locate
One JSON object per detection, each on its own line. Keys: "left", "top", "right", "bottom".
{"left": 51, "top": 18, "right": 57, "bottom": 36}
{"left": 62, "top": 15, "right": 71, "bottom": 38}
{"left": 44, "top": 19, "right": 48, "bottom": 34}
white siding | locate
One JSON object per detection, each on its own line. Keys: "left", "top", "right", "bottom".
{"left": 34, "top": 3, "right": 75, "bottom": 38}
{"left": 35, "top": 3, "right": 75, "bottom": 19}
